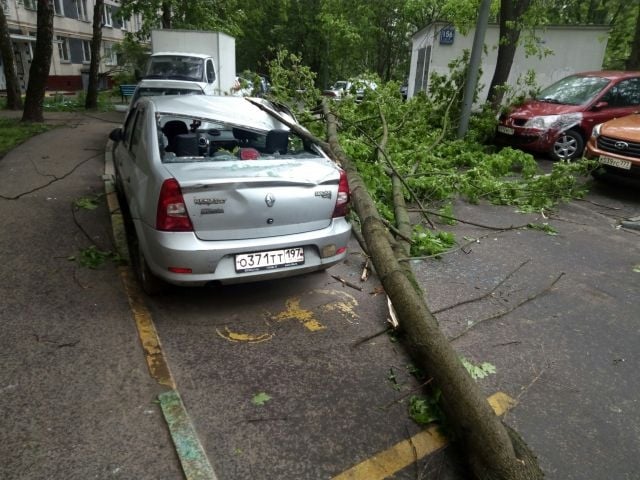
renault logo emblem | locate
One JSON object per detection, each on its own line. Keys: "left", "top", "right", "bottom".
{"left": 265, "top": 193, "right": 276, "bottom": 207}
{"left": 614, "top": 141, "right": 629, "bottom": 150}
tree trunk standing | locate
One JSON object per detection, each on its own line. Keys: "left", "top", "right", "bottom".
{"left": 0, "top": 7, "right": 22, "bottom": 110}
{"left": 161, "top": 2, "right": 172, "bottom": 28}
{"left": 486, "top": 0, "right": 532, "bottom": 111}
{"left": 21, "top": 0, "right": 54, "bottom": 123}
{"left": 625, "top": 3, "right": 640, "bottom": 70}
{"left": 323, "top": 101, "right": 543, "bottom": 480}
{"left": 85, "top": 0, "right": 103, "bottom": 110}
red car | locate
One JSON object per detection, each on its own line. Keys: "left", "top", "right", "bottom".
{"left": 495, "top": 71, "right": 640, "bottom": 161}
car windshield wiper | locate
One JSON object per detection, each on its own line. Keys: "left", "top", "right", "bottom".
{"left": 538, "top": 97, "right": 563, "bottom": 104}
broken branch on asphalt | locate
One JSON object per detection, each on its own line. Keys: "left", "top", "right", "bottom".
{"left": 433, "top": 259, "right": 532, "bottom": 314}
{"left": 323, "top": 99, "right": 544, "bottom": 479}
{"left": 449, "top": 272, "right": 566, "bottom": 342}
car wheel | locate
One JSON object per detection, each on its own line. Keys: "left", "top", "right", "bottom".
{"left": 135, "top": 241, "right": 167, "bottom": 295}
{"left": 551, "top": 130, "right": 584, "bottom": 161}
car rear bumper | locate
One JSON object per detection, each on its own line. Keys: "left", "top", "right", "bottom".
{"left": 136, "top": 218, "right": 352, "bottom": 286}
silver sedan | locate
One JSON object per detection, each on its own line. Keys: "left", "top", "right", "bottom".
{"left": 109, "top": 95, "right": 352, "bottom": 293}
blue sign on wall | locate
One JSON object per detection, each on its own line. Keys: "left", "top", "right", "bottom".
{"left": 439, "top": 26, "right": 455, "bottom": 45}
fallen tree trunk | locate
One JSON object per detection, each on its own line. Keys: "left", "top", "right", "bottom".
{"left": 323, "top": 101, "right": 543, "bottom": 480}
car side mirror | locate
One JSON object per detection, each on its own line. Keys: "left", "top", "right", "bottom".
{"left": 109, "top": 128, "right": 124, "bottom": 142}
{"left": 592, "top": 101, "right": 608, "bottom": 110}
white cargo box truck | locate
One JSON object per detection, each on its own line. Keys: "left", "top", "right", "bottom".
{"left": 143, "top": 29, "right": 237, "bottom": 96}
{"left": 408, "top": 23, "right": 610, "bottom": 103}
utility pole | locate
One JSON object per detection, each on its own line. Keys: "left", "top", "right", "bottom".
{"left": 457, "top": 0, "right": 491, "bottom": 138}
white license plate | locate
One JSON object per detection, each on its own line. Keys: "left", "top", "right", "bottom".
{"left": 497, "top": 125, "right": 514, "bottom": 135}
{"left": 235, "top": 247, "right": 305, "bottom": 272}
{"left": 599, "top": 155, "right": 632, "bottom": 170}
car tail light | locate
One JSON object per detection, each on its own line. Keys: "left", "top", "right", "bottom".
{"left": 332, "top": 170, "right": 350, "bottom": 218}
{"left": 156, "top": 179, "right": 194, "bottom": 231}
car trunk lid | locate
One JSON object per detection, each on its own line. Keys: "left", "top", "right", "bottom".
{"left": 162, "top": 159, "right": 340, "bottom": 241}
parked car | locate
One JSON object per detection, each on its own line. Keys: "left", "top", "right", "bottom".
{"left": 323, "top": 79, "right": 377, "bottom": 102}
{"left": 495, "top": 71, "right": 640, "bottom": 161}
{"left": 323, "top": 80, "right": 350, "bottom": 99}
{"left": 109, "top": 95, "right": 352, "bottom": 293}
{"left": 128, "top": 79, "right": 205, "bottom": 108}
{"left": 585, "top": 113, "right": 640, "bottom": 179}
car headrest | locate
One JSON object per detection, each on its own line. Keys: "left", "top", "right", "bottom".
{"left": 265, "top": 129, "right": 289, "bottom": 154}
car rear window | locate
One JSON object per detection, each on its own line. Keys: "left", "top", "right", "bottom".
{"left": 158, "top": 117, "right": 321, "bottom": 163}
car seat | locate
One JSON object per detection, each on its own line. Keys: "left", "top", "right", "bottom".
{"left": 163, "top": 120, "right": 189, "bottom": 152}
{"left": 265, "top": 129, "right": 289, "bottom": 154}
{"left": 173, "top": 133, "right": 199, "bottom": 157}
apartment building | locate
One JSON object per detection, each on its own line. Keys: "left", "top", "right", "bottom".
{"left": 0, "top": 0, "right": 142, "bottom": 92}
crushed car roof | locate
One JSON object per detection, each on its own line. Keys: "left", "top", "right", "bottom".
{"left": 148, "top": 95, "right": 289, "bottom": 132}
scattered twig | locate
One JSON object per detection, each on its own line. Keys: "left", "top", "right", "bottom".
{"left": 406, "top": 424, "right": 419, "bottom": 480}
{"left": 382, "top": 217, "right": 414, "bottom": 245}
{"left": 432, "top": 259, "right": 531, "bottom": 314}
{"left": 407, "top": 207, "right": 530, "bottom": 231}
{"left": 398, "top": 230, "right": 504, "bottom": 262}
{"left": 387, "top": 295, "right": 400, "bottom": 328}
{"left": 351, "top": 326, "right": 393, "bottom": 348}
{"left": 331, "top": 275, "right": 363, "bottom": 291}
{"left": 577, "top": 198, "right": 622, "bottom": 210}
{"left": 360, "top": 258, "right": 370, "bottom": 282}
{"left": 493, "top": 341, "right": 522, "bottom": 348}
{"left": 0, "top": 153, "right": 101, "bottom": 201}
{"left": 449, "top": 272, "right": 565, "bottom": 342}
{"left": 382, "top": 377, "right": 434, "bottom": 410}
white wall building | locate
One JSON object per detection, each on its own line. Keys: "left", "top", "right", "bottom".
{"left": 0, "top": 0, "right": 142, "bottom": 92}
{"left": 409, "top": 23, "right": 610, "bottom": 103}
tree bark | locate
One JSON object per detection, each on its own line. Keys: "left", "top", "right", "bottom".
{"left": 625, "top": 3, "right": 640, "bottom": 70}
{"left": 85, "top": 0, "right": 104, "bottom": 110}
{"left": 486, "top": 0, "right": 532, "bottom": 111}
{"left": 161, "top": 2, "right": 172, "bottom": 28}
{"left": 21, "top": 0, "right": 54, "bottom": 123}
{"left": 323, "top": 101, "right": 543, "bottom": 480}
{"left": 0, "top": 6, "right": 22, "bottom": 110}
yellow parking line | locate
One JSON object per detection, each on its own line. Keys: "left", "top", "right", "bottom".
{"left": 331, "top": 392, "right": 515, "bottom": 480}
{"left": 119, "top": 267, "right": 176, "bottom": 389}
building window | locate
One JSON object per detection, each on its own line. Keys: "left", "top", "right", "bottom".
{"left": 82, "top": 40, "right": 91, "bottom": 62}
{"left": 56, "top": 36, "right": 70, "bottom": 62}
{"left": 133, "top": 13, "right": 142, "bottom": 32}
{"left": 75, "top": 0, "right": 88, "bottom": 21}
{"left": 23, "top": 0, "right": 36, "bottom": 10}
{"left": 102, "top": 4, "right": 112, "bottom": 27}
{"left": 120, "top": 17, "right": 128, "bottom": 31}
{"left": 103, "top": 41, "right": 117, "bottom": 66}
{"left": 1, "top": 0, "right": 10, "bottom": 14}
{"left": 52, "top": 0, "right": 64, "bottom": 15}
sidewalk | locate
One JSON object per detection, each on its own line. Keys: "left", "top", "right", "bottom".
{"left": 0, "top": 111, "right": 182, "bottom": 479}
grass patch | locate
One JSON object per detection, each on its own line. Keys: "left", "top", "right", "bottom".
{"left": 43, "top": 91, "right": 116, "bottom": 112}
{"left": 0, "top": 118, "right": 53, "bottom": 158}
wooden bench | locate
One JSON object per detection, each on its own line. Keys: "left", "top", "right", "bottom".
{"left": 119, "top": 84, "right": 137, "bottom": 103}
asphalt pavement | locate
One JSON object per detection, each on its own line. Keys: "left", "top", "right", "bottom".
{"left": 0, "top": 109, "right": 639, "bottom": 480}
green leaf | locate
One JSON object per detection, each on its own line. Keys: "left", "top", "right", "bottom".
{"left": 461, "top": 357, "right": 497, "bottom": 380}
{"left": 251, "top": 392, "right": 272, "bottom": 406}
{"left": 408, "top": 393, "right": 443, "bottom": 426}
{"left": 74, "top": 195, "right": 101, "bottom": 210}
{"left": 526, "top": 223, "right": 558, "bottom": 235}
{"left": 75, "top": 245, "right": 113, "bottom": 269}
{"left": 633, "top": 265, "right": 640, "bottom": 273}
